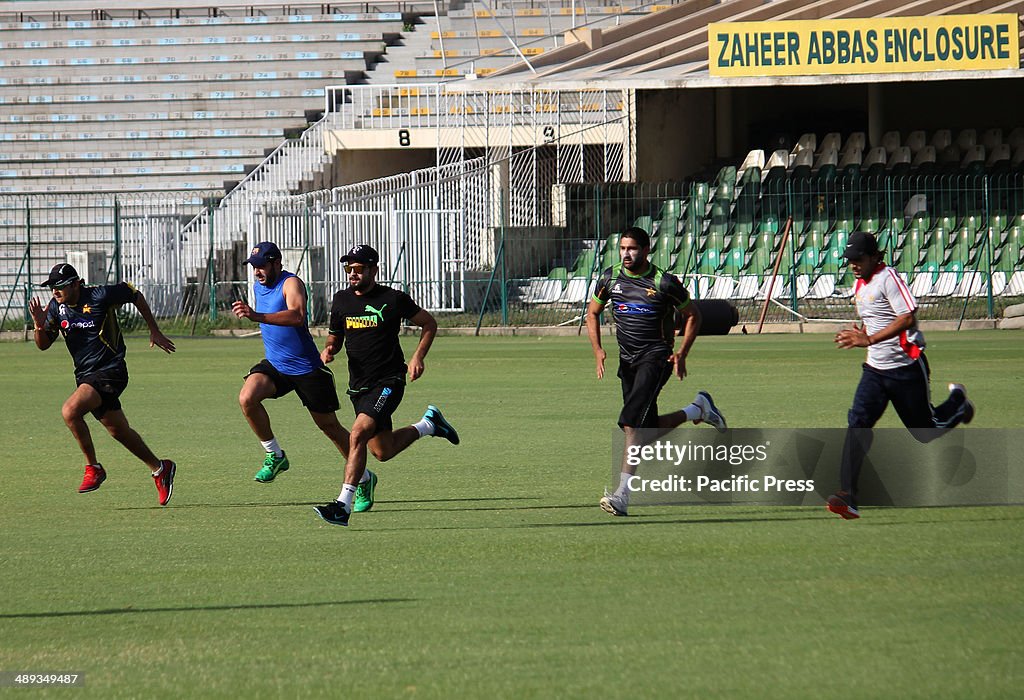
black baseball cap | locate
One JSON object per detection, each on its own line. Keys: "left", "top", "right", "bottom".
{"left": 245, "top": 241, "right": 282, "bottom": 267}
{"left": 340, "top": 244, "right": 379, "bottom": 266}
{"left": 842, "top": 231, "right": 881, "bottom": 260}
{"left": 38, "top": 263, "right": 80, "bottom": 288}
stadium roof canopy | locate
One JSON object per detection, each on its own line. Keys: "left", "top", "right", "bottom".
{"left": 476, "top": 0, "right": 1024, "bottom": 89}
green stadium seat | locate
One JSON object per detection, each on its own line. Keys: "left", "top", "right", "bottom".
{"left": 789, "top": 149, "right": 814, "bottom": 238}
{"left": 547, "top": 266, "right": 568, "bottom": 287}
{"left": 651, "top": 240, "right": 673, "bottom": 271}
{"left": 598, "top": 233, "right": 620, "bottom": 270}
{"left": 762, "top": 151, "right": 789, "bottom": 223}
{"left": 713, "top": 165, "right": 737, "bottom": 205}
{"left": 735, "top": 165, "right": 760, "bottom": 232}
{"left": 633, "top": 215, "right": 654, "bottom": 237}
{"left": 994, "top": 226, "right": 1021, "bottom": 273}
{"left": 569, "top": 246, "right": 599, "bottom": 280}
{"left": 795, "top": 234, "right": 821, "bottom": 274}
{"left": 668, "top": 244, "right": 697, "bottom": 278}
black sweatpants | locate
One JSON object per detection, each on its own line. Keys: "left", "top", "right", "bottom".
{"left": 840, "top": 354, "right": 969, "bottom": 502}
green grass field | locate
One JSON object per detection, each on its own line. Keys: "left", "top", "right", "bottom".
{"left": 1, "top": 331, "right": 1022, "bottom": 698}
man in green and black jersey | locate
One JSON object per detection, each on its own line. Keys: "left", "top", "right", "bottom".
{"left": 313, "top": 245, "right": 459, "bottom": 527}
{"left": 28, "top": 263, "right": 177, "bottom": 505}
{"left": 586, "top": 227, "right": 727, "bottom": 516}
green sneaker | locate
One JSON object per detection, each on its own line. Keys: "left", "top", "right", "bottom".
{"left": 353, "top": 470, "right": 378, "bottom": 512}
{"left": 254, "top": 451, "right": 289, "bottom": 483}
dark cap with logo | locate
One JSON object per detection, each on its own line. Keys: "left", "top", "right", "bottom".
{"left": 38, "top": 263, "right": 80, "bottom": 288}
{"left": 842, "top": 231, "right": 881, "bottom": 260}
{"left": 245, "top": 241, "right": 282, "bottom": 267}
{"left": 340, "top": 244, "right": 379, "bottom": 266}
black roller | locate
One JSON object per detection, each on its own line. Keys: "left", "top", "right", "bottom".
{"left": 692, "top": 299, "right": 738, "bottom": 336}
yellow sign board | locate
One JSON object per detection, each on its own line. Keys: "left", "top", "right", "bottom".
{"left": 709, "top": 14, "right": 1019, "bottom": 77}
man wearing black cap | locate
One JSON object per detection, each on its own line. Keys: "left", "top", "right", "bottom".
{"left": 829, "top": 231, "right": 975, "bottom": 520}
{"left": 28, "top": 263, "right": 177, "bottom": 505}
{"left": 232, "top": 241, "right": 353, "bottom": 484}
{"left": 313, "top": 244, "right": 460, "bottom": 526}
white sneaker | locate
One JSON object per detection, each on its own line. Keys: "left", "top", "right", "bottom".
{"left": 693, "top": 391, "right": 728, "bottom": 432}
{"left": 599, "top": 490, "right": 628, "bottom": 516}
{"left": 947, "top": 383, "right": 975, "bottom": 424}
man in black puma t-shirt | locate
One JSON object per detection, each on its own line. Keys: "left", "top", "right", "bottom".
{"left": 313, "top": 245, "right": 460, "bottom": 526}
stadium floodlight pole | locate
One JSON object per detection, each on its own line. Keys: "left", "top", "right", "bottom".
{"left": 756, "top": 216, "right": 793, "bottom": 334}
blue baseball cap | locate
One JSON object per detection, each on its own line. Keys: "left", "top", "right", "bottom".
{"left": 245, "top": 241, "right": 282, "bottom": 267}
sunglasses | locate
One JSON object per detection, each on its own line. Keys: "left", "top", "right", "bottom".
{"left": 344, "top": 264, "right": 369, "bottom": 274}
{"left": 51, "top": 278, "right": 78, "bottom": 289}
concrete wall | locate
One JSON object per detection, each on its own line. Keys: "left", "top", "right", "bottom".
{"left": 329, "top": 148, "right": 435, "bottom": 186}
{"left": 635, "top": 87, "right": 715, "bottom": 181}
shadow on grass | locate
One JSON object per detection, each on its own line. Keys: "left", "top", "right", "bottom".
{"left": 380, "top": 503, "right": 593, "bottom": 513}
{"left": 362, "top": 512, "right": 830, "bottom": 532}
{"left": 0, "top": 598, "right": 415, "bottom": 620}
{"left": 114, "top": 496, "right": 543, "bottom": 511}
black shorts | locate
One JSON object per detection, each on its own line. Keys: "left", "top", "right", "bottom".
{"left": 78, "top": 366, "right": 130, "bottom": 420}
{"left": 247, "top": 360, "right": 340, "bottom": 414}
{"left": 348, "top": 380, "right": 405, "bottom": 435}
{"left": 617, "top": 356, "right": 672, "bottom": 429}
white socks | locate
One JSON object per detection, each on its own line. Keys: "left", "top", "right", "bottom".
{"left": 337, "top": 483, "right": 357, "bottom": 511}
{"left": 261, "top": 437, "right": 283, "bottom": 458}
{"left": 413, "top": 418, "right": 433, "bottom": 438}
{"left": 359, "top": 470, "right": 371, "bottom": 484}
{"left": 614, "top": 471, "right": 632, "bottom": 501}
{"left": 683, "top": 404, "right": 702, "bottom": 422}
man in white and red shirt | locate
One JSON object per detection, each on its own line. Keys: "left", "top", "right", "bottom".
{"left": 828, "top": 231, "right": 975, "bottom": 520}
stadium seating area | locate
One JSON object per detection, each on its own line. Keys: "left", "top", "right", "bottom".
{"left": 0, "top": 1, "right": 661, "bottom": 195}
{"left": 0, "top": 2, "right": 414, "bottom": 194}
{"left": 393, "top": 1, "right": 663, "bottom": 80}
{"left": 522, "top": 127, "right": 1024, "bottom": 304}
{"left": 0, "top": 0, "right": 659, "bottom": 299}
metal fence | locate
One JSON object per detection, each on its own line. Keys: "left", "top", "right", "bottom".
{"left": 3, "top": 168, "right": 1022, "bottom": 333}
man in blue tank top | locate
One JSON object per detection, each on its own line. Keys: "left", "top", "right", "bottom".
{"left": 232, "top": 241, "right": 351, "bottom": 483}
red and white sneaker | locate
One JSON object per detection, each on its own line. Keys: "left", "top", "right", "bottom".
{"left": 78, "top": 464, "right": 107, "bottom": 493}
{"left": 153, "top": 460, "right": 176, "bottom": 506}
{"left": 826, "top": 491, "right": 860, "bottom": 520}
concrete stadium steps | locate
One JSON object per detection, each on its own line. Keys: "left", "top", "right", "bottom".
{"left": 1, "top": 179, "right": 226, "bottom": 195}
{"left": 0, "top": 5, "right": 416, "bottom": 195}
{"left": 7, "top": 107, "right": 308, "bottom": 124}
{"left": 1, "top": 136, "right": 282, "bottom": 154}
{"left": 5, "top": 161, "right": 249, "bottom": 180}
{"left": 369, "top": 0, "right": 663, "bottom": 82}
{"left": 2, "top": 126, "right": 288, "bottom": 145}
{"left": 0, "top": 146, "right": 266, "bottom": 163}
{"left": 427, "top": 33, "right": 559, "bottom": 52}
{"left": 0, "top": 32, "right": 395, "bottom": 52}
{"left": 0, "top": 12, "right": 408, "bottom": 34}
{"left": 0, "top": 52, "right": 375, "bottom": 71}
{"left": 0, "top": 67, "right": 353, "bottom": 88}
{"left": 2, "top": 88, "right": 326, "bottom": 111}
{"left": 411, "top": 51, "right": 546, "bottom": 72}
{"left": 0, "top": 46, "right": 380, "bottom": 68}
